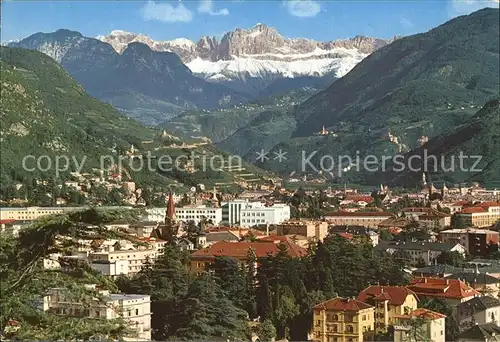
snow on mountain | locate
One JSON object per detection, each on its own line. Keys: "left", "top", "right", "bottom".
{"left": 96, "top": 24, "right": 389, "bottom": 85}
{"left": 187, "top": 48, "right": 366, "bottom": 80}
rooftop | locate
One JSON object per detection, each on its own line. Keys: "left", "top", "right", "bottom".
{"left": 107, "top": 294, "right": 150, "bottom": 301}
{"left": 440, "top": 228, "right": 499, "bottom": 235}
{"left": 358, "top": 285, "right": 418, "bottom": 306}
{"left": 407, "top": 277, "right": 480, "bottom": 299}
{"left": 445, "top": 272, "right": 500, "bottom": 285}
{"left": 377, "top": 241, "right": 462, "bottom": 252}
{"left": 394, "top": 308, "right": 447, "bottom": 320}
{"left": 313, "top": 297, "right": 373, "bottom": 312}
{"left": 455, "top": 323, "right": 500, "bottom": 341}
{"left": 456, "top": 296, "right": 500, "bottom": 313}
{"left": 190, "top": 240, "right": 307, "bottom": 260}
{"left": 325, "top": 211, "right": 394, "bottom": 217}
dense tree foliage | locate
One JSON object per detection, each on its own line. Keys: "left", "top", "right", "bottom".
{"left": 0, "top": 208, "right": 141, "bottom": 340}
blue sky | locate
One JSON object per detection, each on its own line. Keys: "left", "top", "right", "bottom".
{"left": 2, "top": 0, "right": 499, "bottom": 42}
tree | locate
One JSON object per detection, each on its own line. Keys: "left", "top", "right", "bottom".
{"left": 116, "top": 244, "right": 190, "bottom": 340}
{"left": 379, "top": 229, "right": 394, "bottom": 241}
{"left": 208, "top": 256, "right": 246, "bottom": 309}
{"left": 0, "top": 208, "right": 141, "bottom": 340}
{"left": 173, "top": 274, "right": 250, "bottom": 340}
{"left": 436, "top": 251, "right": 467, "bottom": 267}
{"left": 451, "top": 214, "right": 468, "bottom": 229}
{"left": 257, "top": 319, "right": 277, "bottom": 342}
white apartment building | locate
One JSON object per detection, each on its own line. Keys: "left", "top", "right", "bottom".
{"left": 145, "top": 206, "right": 222, "bottom": 225}
{"left": 239, "top": 202, "right": 290, "bottom": 228}
{"left": 89, "top": 238, "right": 165, "bottom": 275}
{"left": 90, "top": 259, "right": 131, "bottom": 278}
{"left": 89, "top": 250, "right": 157, "bottom": 275}
{"left": 0, "top": 206, "right": 132, "bottom": 222}
{"left": 221, "top": 199, "right": 248, "bottom": 226}
{"left": 38, "top": 286, "right": 151, "bottom": 340}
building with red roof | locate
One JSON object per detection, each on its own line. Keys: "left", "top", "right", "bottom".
{"left": 324, "top": 211, "right": 394, "bottom": 228}
{"left": 357, "top": 285, "right": 419, "bottom": 333}
{"left": 312, "top": 297, "right": 375, "bottom": 342}
{"left": 457, "top": 201, "right": 500, "bottom": 227}
{"left": 189, "top": 240, "right": 306, "bottom": 274}
{"left": 407, "top": 277, "right": 480, "bottom": 306}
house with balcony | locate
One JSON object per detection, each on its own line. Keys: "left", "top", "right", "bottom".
{"left": 312, "top": 297, "right": 375, "bottom": 342}
{"left": 357, "top": 286, "right": 418, "bottom": 333}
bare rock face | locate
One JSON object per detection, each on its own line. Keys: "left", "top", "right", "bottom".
{"left": 95, "top": 24, "right": 391, "bottom": 85}
{"left": 97, "top": 24, "right": 388, "bottom": 63}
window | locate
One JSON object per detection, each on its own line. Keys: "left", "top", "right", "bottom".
{"left": 136, "top": 309, "right": 139, "bottom": 315}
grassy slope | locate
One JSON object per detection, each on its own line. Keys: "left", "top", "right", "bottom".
{"left": 0, "top": 47, "right": 273, "bottom": 191}
{"left": 257, "top": 9, "right": 500, "bottom": 183}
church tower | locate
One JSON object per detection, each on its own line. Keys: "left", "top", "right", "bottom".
{"left": 166, "top": 192, "right": 176, "bottom": 220}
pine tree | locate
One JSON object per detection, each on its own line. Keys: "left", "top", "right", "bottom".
{"left": 0, "top": 208, "right": 141, "bottom": 340}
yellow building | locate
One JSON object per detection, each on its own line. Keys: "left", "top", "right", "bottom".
{"left": 357, "top": 286, "right": 418, "bottom": 333}
{"left": 275, "top": 220, "right": 329, "bottom": 242}
{"left": 457, "top": 202, "right": 500, "bottom": 228}
{"left": 312, "top": 297, "right": 375, "bottom": 342}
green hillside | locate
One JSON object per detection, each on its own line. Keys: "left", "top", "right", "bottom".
{"left": 0, "top": 47, "right": 274, "bottom": 195}
{"left": 161, "top": 87, "right": 319, "bottom": 148}
{"left": 362, "top": 100, "right": 500, "bottom": 186}
{"left": 257, "top": 8, "right": 500, "bottom": 184}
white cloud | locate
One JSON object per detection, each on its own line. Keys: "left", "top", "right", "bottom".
{"left": 284, "top": 0, "right": 321, "bottom": 18}
{"left": 141, "top": 1, "right": 193, "bottom": 23}
{"left": 399, "top": 17, "right": 414, "bottom": 29}
{"left": 448, "top": 0, "right": 499, "bottom": 17}
{"left": 198, "top": 0, "right": 229, "bottom": 16}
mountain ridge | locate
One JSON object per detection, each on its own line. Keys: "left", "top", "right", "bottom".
{"left": 10, "top": 31, "right": 251, "bottom": 125}
{"left": 96, "top": 24, "right": 391, "bottom": 95}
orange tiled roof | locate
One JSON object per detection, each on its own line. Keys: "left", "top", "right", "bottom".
{"left": 337, "top": 232, "right": 354, "bottom": 240}
{"left": 452, "top": 201, "right": 469, "bottom": 207}
{"left": 0, "top": 219, "right": 16, "bottom": 225}
{"left": 475, "top": 201, "right": 500, "bottom": 208}
{"left": 314, "top": 297, "right": 373, "bottom": 312}
{"left": 461, "top": 207, "right": 486, "bottom": 214}
{"left": 403, "top": 207, "right": 433, "bottom": 212}
{"left": 259, "top": 235, "right": 289, "bottom": 242}
{"left": 190, "top": 240, "right": 307, "bottom": 260}
{"left": 345, "top": 195, "right": 373, "bottom": 203}
{"left": 325, "top": 212, "right": 394, "bottom": 217}
{"left": 407, "top": 277, "right": 480, "bottom": 299}
{"left": 395, "top": 308, "right": 447, "bottom": 320}
{"left": 358, "top": 286, "right": 418, "bottom": 306}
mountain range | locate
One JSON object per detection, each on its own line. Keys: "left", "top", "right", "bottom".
{"left": 97, "top": 24, "right": 390, "bottom": 95}
{"left": 0, "top": 46, "right": 273, "bottom": 192}
{"left": 10, "top": 25, "right": 388, "bottom": 125}
{"left": 254, "top": 8, "right": 499, "bottom": 185}
{"left": 9, "top": 30, "right": 250, "bottom": 125}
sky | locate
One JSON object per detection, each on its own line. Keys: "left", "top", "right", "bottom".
{"left": 1, "top": 0, "right": 499, "bottom": 43}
